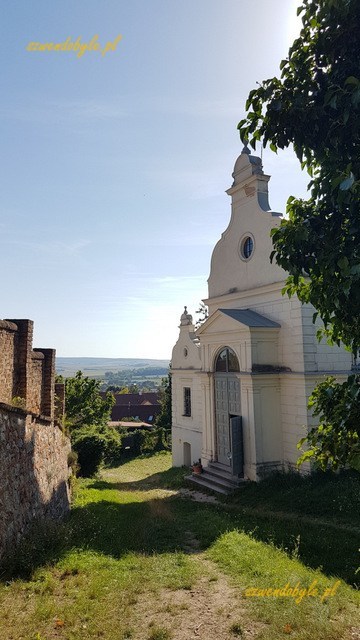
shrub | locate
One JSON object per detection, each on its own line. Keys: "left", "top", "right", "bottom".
{"left": 72, "top": 426, "right": 121, "bottom": 477}
{"left": 141, "top": 428, "right": 168, "bottom": 453}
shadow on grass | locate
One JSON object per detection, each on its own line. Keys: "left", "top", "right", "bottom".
{"left": 0, "top": 495, "right": 189, "bottom": 582}
{"left": 88, "top": 465, "right": 189, "bottom": 492}
{"left": 1, "top": 489, "right": 358, "bottom": 588}
{"left": 227, "top": 468, "right": 360, "bottom": 529}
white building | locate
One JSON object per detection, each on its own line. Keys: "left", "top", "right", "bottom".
{"left": 171, "top": 145, "right": 351, "bottom": 488}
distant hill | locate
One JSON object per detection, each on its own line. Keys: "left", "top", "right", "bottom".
{"left": 56, "top": 357, "right": 170, "bottom": 379}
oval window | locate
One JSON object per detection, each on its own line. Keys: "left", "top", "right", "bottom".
{"left": 240, "top": 235, "right": 254, "bottom": 260}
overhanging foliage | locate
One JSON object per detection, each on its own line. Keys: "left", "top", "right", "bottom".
{"left": 238, "top": 0, "right": 360, "bottom": 470}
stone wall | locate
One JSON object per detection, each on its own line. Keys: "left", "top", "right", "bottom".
{"left": 0, "top": 319, "right": 56, "bottom": 417}
{"left": 0, "top": 319, "right": 71, "bottom": 560}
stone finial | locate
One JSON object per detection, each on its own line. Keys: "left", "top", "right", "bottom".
{"left": 180, "top": 306, "right": 193, "bottom": 326}
{"left": 231, "top": 142, "right": 264, "bottom": 188}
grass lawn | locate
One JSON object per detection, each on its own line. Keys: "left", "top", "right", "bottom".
{"left": 226, "top": 468, "right": 360, "bottom": 528}
{"left": 0, "top": 452, "right": 359, "bottom": 640}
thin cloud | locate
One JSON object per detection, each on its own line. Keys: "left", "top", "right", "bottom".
{"left": 152, "top": 275, "right": 206, "bottom": 285}
{"left": 146, "top": 95, "right": 246, "bottom": 119}
{"left": 0, "top": 100, "right": 128, "bottom": 124}
{"left": 1, "top": 238, "right": 91, "bottom": 256}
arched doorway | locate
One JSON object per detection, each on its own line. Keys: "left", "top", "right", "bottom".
{"left": 214, "top": 348, "right": 243, "bottom": 475}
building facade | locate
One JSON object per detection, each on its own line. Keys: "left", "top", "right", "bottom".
{"left": 171, "top": 147, "right": 351, "bottom": 483}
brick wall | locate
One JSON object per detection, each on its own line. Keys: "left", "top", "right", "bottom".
{"left": 0, "top": 320, "right": 17, "bottom": 404}
{"left": 0, "top": 319, "right": 71, "bottom": 560}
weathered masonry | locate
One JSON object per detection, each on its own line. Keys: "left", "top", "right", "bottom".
{"left": 171, "top": 146, "right": 352, "bottom": 490}
{"left": 0, "top": 319, "right": 71, "bottom": 559}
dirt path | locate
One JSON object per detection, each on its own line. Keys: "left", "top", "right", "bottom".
{"left": 134, "top": 556, "right": 262, "bottom": 640}
{"left": 129, "top": 534, "right": 261, "bottom": 640}
{"left": 101, "top": 467, "right": 260, "bottom": 640}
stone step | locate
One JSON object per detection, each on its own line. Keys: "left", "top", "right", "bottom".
{"left": 206, "top": 465, "right": 237, "bottom": 482}
{"left": 187, "top": 467, "right": 246, "bottom": 494}
{"left": 207, "top": 461, "right": 232, "bottom": 473}
{"left": 201, "top": 471, "right": 239, "bottom": 490}
{"left": 186, "top": 474, "right": 231, "bottom": 495}
{"left": 206, "top": 463, "right": 243, "bottom": 486}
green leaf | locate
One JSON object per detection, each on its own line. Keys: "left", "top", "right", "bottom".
{"left": 340, "top": 173, "right": 355, "bottom": 191}
{"left": 345, "top": 76, "right": 360, "bottom": 86}
{"left": 337, "top": 256, "right": 349, "bottom": 270}
{"left": 349, "top": 453, "right": 360, "bottom": 471}
{"left": 270, "top": 100, "right": 282, "bottom": 111}
{"left": 331, "top": 174, "right": 344, "bottom": 190}
{"left": 350, "top": 264, "right": 360, "bottom": 275}
{"left": 324, "top": 89, "right": 336, "bottom": 106}
{"left": 297, "top": 449, "right": 315, "bottom": 464}
{"left": 351, "top": 88, "right": 360, "bottom": 106}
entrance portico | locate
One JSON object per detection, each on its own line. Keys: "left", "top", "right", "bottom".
{"left": 195, "top": 308, "right": 282, "bottom": 481}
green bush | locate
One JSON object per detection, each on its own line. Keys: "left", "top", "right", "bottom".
{"left": 107, "top": 427, "right": 171, "bottom": 464}
{"left": 72, "top": 426, "right": 122, "bottom": 477}
{"left": 141, "top": 429, "right": 162, "bottom": 453}
{"left": 71, "top": 425, "right": 171, "bottom": 475}
{"left": 72, "top": 432, "right": 105, "bottom": 477}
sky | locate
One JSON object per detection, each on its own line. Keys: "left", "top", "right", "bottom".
{"left": 0, "top": 0, "right": 309, "bottom": 359}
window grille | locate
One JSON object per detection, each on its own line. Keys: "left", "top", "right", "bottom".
{"left": 183, "top": 387, "right": 191, "bottom": 416}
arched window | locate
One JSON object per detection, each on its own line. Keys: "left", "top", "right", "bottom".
{"left": 215, "top": 347, "right": 239, "bottom": 372}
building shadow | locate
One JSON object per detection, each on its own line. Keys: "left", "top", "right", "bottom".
{"left": 88, "top": 466, "right": 187, "bottom": 493}
{"left": 1, "top": 487, "right": 358, "bottom": 588}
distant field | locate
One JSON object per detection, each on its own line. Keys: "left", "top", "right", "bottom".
{"left": 56, "top": 357, "right": 170, "bottom": 378}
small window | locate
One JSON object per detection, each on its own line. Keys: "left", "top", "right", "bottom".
{"left": 183, "top": 387, "right": 191, "bottom": 416}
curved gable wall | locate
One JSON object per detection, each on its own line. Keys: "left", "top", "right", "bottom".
{"left": 208, "top": 151, "right": 286, "bottom": 299}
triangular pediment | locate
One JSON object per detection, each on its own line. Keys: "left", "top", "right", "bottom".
{"left": 197, "top": 308, "right": 280, "bottom": 336}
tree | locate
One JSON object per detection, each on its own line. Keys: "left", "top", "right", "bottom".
{"left": 106, "top": 385, "right": 122, "bottom": 393}
{"left": 238, "top": 0, "right": 360, "bottom": 471}
{"left": 58, "top": 371, "right": 114, "bottom": 431}
{"left": 195, "top": 302, "right": 209, "bottom": 329}
{"left": 155, "top": 374, "right": 172, "bottom": 431}
{"left": 57, "top": 371, "right": 117, "bottom": 477}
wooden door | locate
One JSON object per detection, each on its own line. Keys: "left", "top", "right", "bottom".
{"left": 214, "top": 377, "right": 230, "bottom": 466}
{"left": 215, "top": 376, "right": 241, "bottom": 468}
{"left": 230, "top": 416, "right": 244, "bottom": 476}
{"left": 228, "top": 378, "right": 241, "bottom": 414}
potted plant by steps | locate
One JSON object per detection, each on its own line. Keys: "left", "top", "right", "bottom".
{"left": 192, "top": 459, "right": 203, "bottom": 474}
